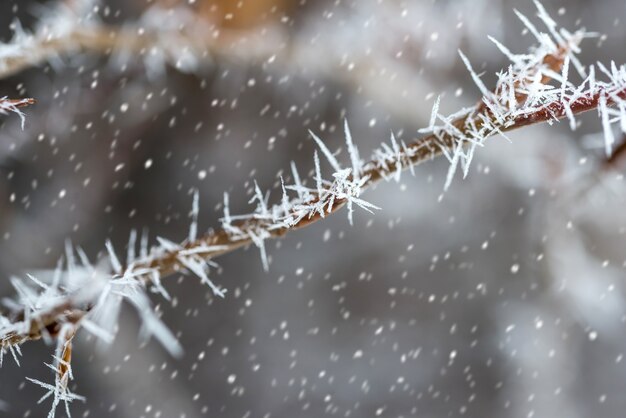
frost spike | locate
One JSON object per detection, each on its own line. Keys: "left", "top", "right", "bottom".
{"left": 309, "top": 130, "right": 342, "bottom": 172}
{"left": 458, "top": 50, "right": 494, "bottom": 102}
{"left": 189, "top": 189, "right": 199, "bottom": 242}
{"left": 127, "top": 229, "right": 137, "bottom": 266}
{"left": 344, "top": 120, "right": 361, "bottom": 181}
{"left": 290, "top": 161, "right": 304, "bottom": 199}
{"left": 105, "top": 240, "right": 122, "bottom": 274}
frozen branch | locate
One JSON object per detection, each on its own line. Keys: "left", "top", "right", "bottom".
{"left": 1, "top": 1, "right": 620, "bottom": 350}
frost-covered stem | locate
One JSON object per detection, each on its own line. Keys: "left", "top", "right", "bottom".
{"left": 510, "top": 88, "right": 626, "bottom": 129}
{"left": 2, "top": 83, "right": 622, "bottom": 350}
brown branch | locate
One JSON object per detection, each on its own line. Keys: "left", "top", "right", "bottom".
{"left": 2, "top": 83, "right": 623, "bottom": 350}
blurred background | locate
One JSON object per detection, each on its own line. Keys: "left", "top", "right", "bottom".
{"left": 1, "top": 0, "right": 626, "bottom": 417}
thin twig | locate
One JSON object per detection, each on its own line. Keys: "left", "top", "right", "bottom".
{"left": 0, "top": 98, "right": 36, "bottom": 108}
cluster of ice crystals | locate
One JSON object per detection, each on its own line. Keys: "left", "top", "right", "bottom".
{"left": 0, "top": 201, "right": 229, "bottom": 416}
{"left": 221, "top": 120, "right": 379, "bottom": 270}
{"left": 400, "top": 1, "right": 626, "bottom": 189}
{"left": 2, "top": 256, "right": 87, "bottom": 417}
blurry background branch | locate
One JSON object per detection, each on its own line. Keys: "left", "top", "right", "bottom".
{"left": 0, "top": 0, "right": 504, "bottom": 126}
